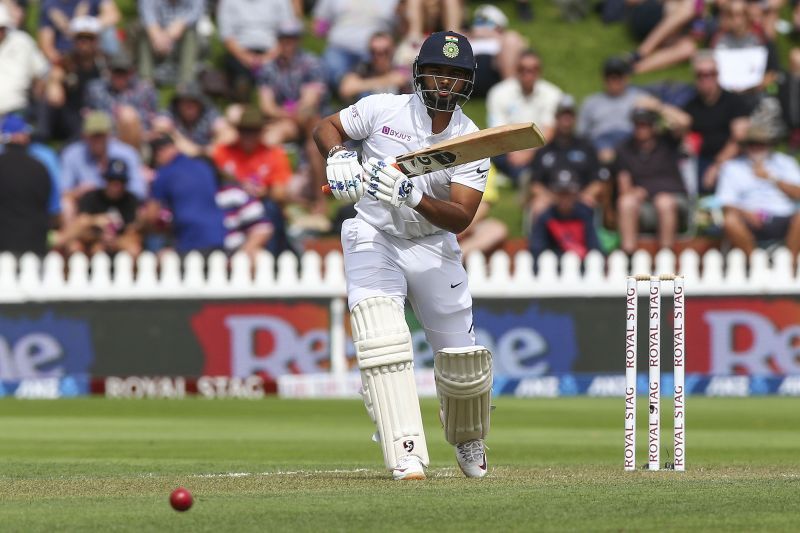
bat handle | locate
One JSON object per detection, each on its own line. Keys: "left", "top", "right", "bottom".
{"left": 321, "top": 162, "right": 402, "bottom": 196}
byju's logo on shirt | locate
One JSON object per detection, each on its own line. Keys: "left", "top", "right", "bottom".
{"left": 381, "top": 126, "right": 412, "bottom": 142}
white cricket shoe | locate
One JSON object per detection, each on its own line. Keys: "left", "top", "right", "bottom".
{"left": 392, "top": 455, "right": 426, "bottom": 481}
{"left": 456, "top": 439, "right": 488, "bottom": 478}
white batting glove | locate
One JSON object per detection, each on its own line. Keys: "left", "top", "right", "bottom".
{"left": 326, "top": 150, "right": 364, "bottom": 203}
{"left": 362, "top": 157, "right": 423, "bottom": 209}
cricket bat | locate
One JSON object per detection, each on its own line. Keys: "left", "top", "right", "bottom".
{"left": 322, "top": 122, "right": 546, "bottom": 194}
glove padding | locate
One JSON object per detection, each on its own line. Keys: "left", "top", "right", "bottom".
{"left": 363, "top": 157, "right": 423, "bottom": 208}
{"left": 326, "top": 150, "right": 364, "bottom": 202}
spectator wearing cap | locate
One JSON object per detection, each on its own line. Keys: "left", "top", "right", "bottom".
{"left": 577, "top": 57, "right": 645, "bottom": 162}
{"left": 683, "top": 51, "right": 750, "bottom": 195}
{"left": 147, "top": 134, "right": 272, "bottom": 258}
{"left": 0, "top": 4, "right": 48, "bottom": 116}
{"left": 152, "top": 81, "right": 225, "bottom": 157}
{"left": 0, "top": 114, "right": 60, "bottom": 256}
{"left": 138, "top": 0, "right": 204, "bottom": 86}
{"left": 85, "top": 51, "right": 159, "bottom": 149}
{"left": 615, "top": 100, "right": 692, "bottom": 254}
{"left": 529, "top": 167, "right": 601, "bottom": 261}
{"left": 716, "top": 124, "right": 800, "bottom": 256}
{"left": 0, "top": 114, "right": 62, "bottom": 196}
{"left": 37, "top": 0, "right": 120, "bottom": 65}
{"left": 312, "top": 0, "right": 400, "bottom": 90}
{"left": 59, "top": 157, "right": 141, "bottom": 255}
{"left": 338, "top": 32, "right": 411, "bottom": 105}
{"left": 1, "top": 1, "right": 24, "bottom": 28}
{"left": 257, "top": 18, "right": 327, "bottom": 201}
{"left": 529, "top": 95, "right": 608, "bottom": 224}
{"left": 487, "top": 49, "right": 563, "bottom": 185}
{"left": 213, "top": 105, "right": 293, "bottom": 205}
{"left": 60, "top": 111, "right": 147, "bottom": 223}
{"left": 216, "top": 0, "right": 297, "bottom": 100}
{"left": 41, "top": 15, "right": 106, "bottom": 141}
{"left": 467, "top": 4, "right": 526, "bottom": 96}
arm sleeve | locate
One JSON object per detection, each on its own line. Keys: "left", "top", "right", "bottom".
{"left": 778, "top": 155, "right": 800, "bottom": 185}
{"left": 451, "top": 157, "right": 489, "bottom": 193}
{"left": 47, "top": 176, "right": 61, "bottom": 215}
{"left": 59, "top": 148, "right": 79, "bottom": 192}
{"left": 338, "top": 93, "right": 385, "bottom": 140}
{"left": 123, "top": 150, "right": 148, "bottom": 199}
{"left": 29, "top": 38, "right": 49, "bottom": 78}
{"left": 138, "top": 0, "right": 157, "bottom": 27}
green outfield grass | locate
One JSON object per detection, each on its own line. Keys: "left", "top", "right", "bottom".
{"left": 1, "top": 397, "right": 799, "bottom": 532}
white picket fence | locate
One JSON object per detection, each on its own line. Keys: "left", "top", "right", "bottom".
{"left": 0, "top": 246, "right": 798, "bottom": 303}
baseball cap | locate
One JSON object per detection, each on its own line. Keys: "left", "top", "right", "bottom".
{"left": 556, "top": 94, "right": 577, "bottom": 115}
{"left": 103, "top": 158, "right": 129, "bottom": 182}
{"left": 1, "top": 114, "right": 32, "bottom": 136}
{"left": 473, "top": 5, "right": 509, "bottom": 29}
{"left": 416, "top": 31, "right": 475, "bottom": 72}
{"left": 551, "top": 168, "right": 581, "bottom": 193}
{"left": 82, "top": 111, "right": 113, "bottom": 135}
{"left": 70, "top": 16, "right": 101, "bottom": 36}
{"left": 277, "top": 18, "right": 303, "bottom": 38}
{"left": 603, "top": 57, "right": 631, "bottom": 77}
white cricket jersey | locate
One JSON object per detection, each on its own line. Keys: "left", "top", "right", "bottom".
{"left": 339, "top": 93, "right": 489, "bottom": 239}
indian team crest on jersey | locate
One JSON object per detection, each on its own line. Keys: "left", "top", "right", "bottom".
{"left": 443, "top": 35, "right": 459, "bottom": 58}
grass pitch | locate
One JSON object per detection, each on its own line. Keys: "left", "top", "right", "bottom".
{"left": 1, "top": 397, "right": 799, "bottom": 532}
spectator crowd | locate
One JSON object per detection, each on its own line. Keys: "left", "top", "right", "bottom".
{"left": 1, "top": 0, "right": 800, "bottom": 267}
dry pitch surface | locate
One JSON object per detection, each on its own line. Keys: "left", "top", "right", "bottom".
{"left": 1, "top": 397, "right": 798, "bottom": 531}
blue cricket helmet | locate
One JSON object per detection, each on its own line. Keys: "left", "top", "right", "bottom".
{"left": 413, "top": 31, "right": 476, "bottom": 112}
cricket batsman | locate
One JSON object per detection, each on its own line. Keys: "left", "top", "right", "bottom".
{"left": 313, "top": 31, "right": 492, "bottom": 480}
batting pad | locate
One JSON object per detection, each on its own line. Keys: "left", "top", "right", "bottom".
{"left": 434, "top": 346, "right": 493, "bottom": 445}
{"left": 351, "top": 297, "right": 430, "bottom": 469}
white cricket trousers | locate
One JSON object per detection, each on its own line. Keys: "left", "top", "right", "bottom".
{"left": 341, "top": 216, "right": 475, "bottom": 352}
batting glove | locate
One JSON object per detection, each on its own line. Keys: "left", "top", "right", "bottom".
{"left": 326, "top": 150, "right": 364, "bottom": 203}
{"left": 362, "top": 157, "right": 423, "bottom": 209}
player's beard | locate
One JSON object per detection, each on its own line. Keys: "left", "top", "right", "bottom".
{"left": 413, "top": 67, "right": 474, "bottom": 112}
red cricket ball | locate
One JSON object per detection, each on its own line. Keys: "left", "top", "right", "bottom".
{"left": 170, "top": 487, "right": 193, "bottom": 512}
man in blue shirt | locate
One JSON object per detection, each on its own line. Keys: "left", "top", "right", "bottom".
{"left": 147, "top": 134, "right": 228, "bottom": 254}
{"left": 60, "top": 111, "right": 147, "bottom": 217}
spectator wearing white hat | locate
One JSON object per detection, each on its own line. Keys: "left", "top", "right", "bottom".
{"left": 41, "top": 16, "right": 106, "bottom": 141}
{"left": 487, "top": 49, "right": 563, "bottom": 185}
{"left": 467, "top": 4, "right": 526, "bottom": 96}
{"left": 37, "top": 0, "right": 121, "bottom": 65}
{"left": 0, "top": 4, "right": 48, "bottom": 116}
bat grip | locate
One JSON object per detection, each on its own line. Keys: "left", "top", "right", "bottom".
{"left": 321, "top": 162, "right": 402, "bottom": 195}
